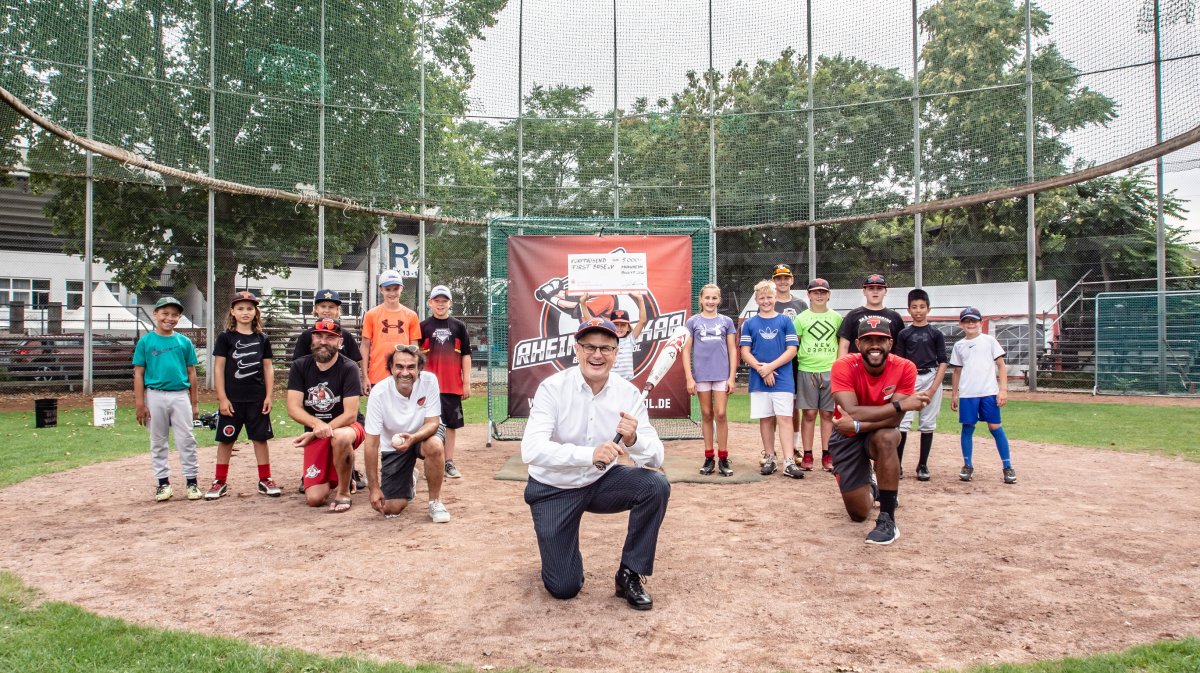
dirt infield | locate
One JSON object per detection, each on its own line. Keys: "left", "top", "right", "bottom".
{"left": 1, "top": 423, "right": 1198, "bottom": 673}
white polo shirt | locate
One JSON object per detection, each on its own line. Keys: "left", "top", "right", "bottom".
{"left": 364, "top": 371, "right": 442, "bottom": 452}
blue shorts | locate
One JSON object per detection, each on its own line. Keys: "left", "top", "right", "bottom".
{"left": 958, "top": 395, "right": 1002, "bottom": 425}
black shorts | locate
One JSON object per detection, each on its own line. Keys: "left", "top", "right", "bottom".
{"left": 215, "top": 400, "right": 274, "bottom": 443}
{"left": 439, "top": 393, "right": 465, "bottom": 429}
{"left": 828, "top": 429, "right": 872, "bottom": 493}
{"left": 379, "top": 424, "right": 447, "bottom": 500}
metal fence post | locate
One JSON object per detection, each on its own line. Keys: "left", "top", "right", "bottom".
{"left": 1024, "top": 0, "right": 1038, "bottom": 390}
{"left": 83, "top": 0, "right": 95, "bottom": 394}
{"left": 1153, "top": 0, "right": 1167, "bottom": 394}
{"left": 612, "top": 0, "right": 620, "bottom": 218}
{"left": 517, "top": 0, "right": 525, "bottom": 217}
{"left": 317, "top": 0, "right": 326, "bottom": 291}
{"left": 912, "top": 0, "right": 923, "bottom": 289}
{"left": 806, "top": 0, "right": 816, "bottom": 278}
{"left": 418, "top": 0, "right": 427, "bottom": 319}
{"left": 708, "top": 0, "right": 717, "bottom": 269}
{"left": 206, "top": 0, "right": 217, "bottom": 389}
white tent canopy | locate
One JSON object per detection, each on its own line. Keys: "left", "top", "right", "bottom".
{"left": 60, "top": 283, "right": 157, "bottom": 332}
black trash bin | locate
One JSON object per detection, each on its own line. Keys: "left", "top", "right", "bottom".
{"left": 35, "top": 398, "right": 58, "bottom": 428}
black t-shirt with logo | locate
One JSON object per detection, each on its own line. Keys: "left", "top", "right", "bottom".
{"left": 837, "top": 307, "right": 905, "bottom": 354}
{"left": 286, "top": 354, "right": 364, "bottom": 430}
{"left": 213, "top": 330, "right": 274, "bottom": 402}
{"left": 894, "top": 324, "right": 949, "bottom": 370}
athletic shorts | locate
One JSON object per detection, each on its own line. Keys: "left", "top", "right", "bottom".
{"left": 828, "top": 429, "right": 873, "bottom": 494}
{"left": 958, "top": 395, "right": 1002, "bottom": 425}
{"left": 900, "top": 370, "right": 943, "bottom": 432}
{"left": 380, "top": 424, "right": 446, "bottom": 501}
{"left": 695, "top": 380, "right": 728, "bottom": 393}
{"left": 795, "top": 371, "right": 835, "bottom": 412}
{"left": 750, "top": 391, "right": 794, "bottom": 419}
{"left": 215, "top": 400, "right": 274, "bottom": 443}
{"left": 302, "top": 422, "right": 366, "bottom": 489}
{"left": 439, "top": 393, "right": 465, "bottom": 430}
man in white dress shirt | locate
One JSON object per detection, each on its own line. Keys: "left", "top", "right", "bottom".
{"left": 520, "top": 317, "right": 670, "bottom": 610}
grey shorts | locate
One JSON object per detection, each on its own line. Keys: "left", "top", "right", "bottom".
{"left": 379, "top": 424, "right": 446, "bottom": 501}
{"left": 795, "top": 370, "right": 835, "bottom": 412}
{"left": 828, "top": 429, "right": 873, "bottom": 493}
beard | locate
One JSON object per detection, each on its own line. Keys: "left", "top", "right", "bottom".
{"left": 312, "top": 343, "right": 338, "bottom": 363}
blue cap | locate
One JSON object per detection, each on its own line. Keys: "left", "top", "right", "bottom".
{"left": 575, "top": 317, "right": 619, "bottom": 340}
{"left": 314, "top": 288, "right": 342, "bottom": 305}
{"left": 959, "top": 306, "right": 983, "bottom": 321}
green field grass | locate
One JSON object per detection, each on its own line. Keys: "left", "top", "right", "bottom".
{"left": 0, "top": 571, "right": 1196, "bottom": 673}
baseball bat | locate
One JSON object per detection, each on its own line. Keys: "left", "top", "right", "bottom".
{"left": 594, "top": 325, "right": 691, "bottom": 471}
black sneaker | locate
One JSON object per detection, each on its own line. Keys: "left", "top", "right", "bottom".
{"left": 760, "top": 455, "right": 778, "bottom": 476}
{"left": 865, "top": 511, "right": 900, "bottom": 545}
{"left": 782, "top": 463, "right": 805, "bottom": 479}
{"left": 352, "top": 470, "right": 368, "bottom": 492}
{"left": 916, "top": 465, "right": 930, "bottom": 481}
{"left": 1003, "top": 467, "right": 1017, "bottom": 484}
{"left": 717, "top": 457, "right": 733, "bottom": 477}
{"left": 699, "top": 457, "right": 716, "bottom": 475}
{"left": 959, "top": 464, "right": 974, "bottom": 482}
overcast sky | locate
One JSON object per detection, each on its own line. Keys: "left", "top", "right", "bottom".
{"left": 464, "top": 0, "right": 1199, "bottom": 245}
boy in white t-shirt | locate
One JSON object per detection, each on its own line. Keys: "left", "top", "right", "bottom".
{"left": 949, "top": 307, "right": 1015, "bottom": 485}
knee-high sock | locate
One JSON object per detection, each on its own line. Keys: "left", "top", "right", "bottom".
{"left": 960, "top": 424, "right": 975, "bottom": 466}
{"left": 918, "top": 432, "right": 933, "bottom": 468}
{"left": 990, "top": 426, "right": 1011, "bottom": 468}
{"left": 896, "top": 431, "right": 908, "bottom": 464}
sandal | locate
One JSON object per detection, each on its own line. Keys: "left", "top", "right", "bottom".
{"left": 327, "top": 497, "right": 352, "bottom": 513}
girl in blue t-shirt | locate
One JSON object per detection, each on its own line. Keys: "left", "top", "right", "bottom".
{"left": 683, "top": 284, "right": 738, "bottom": 477}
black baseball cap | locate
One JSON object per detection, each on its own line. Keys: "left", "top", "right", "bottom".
{"left": 807, "top": 278, "right": 831, "bottom": 291}
{"left": 311, "top": 319, "right": 343, "bottom": 336}
{"left": 314, "top": 288, "right": 342, "bottom": 305}
{"left": 610, "top": 309, "right": 632, "bottom": 324}
{"left": 863, "top": 273, "right": 888, "bottom": 288}
{"left": 856, "top": 316, "right": 893, "bottom": 340}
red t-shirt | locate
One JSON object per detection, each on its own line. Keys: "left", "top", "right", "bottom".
{"left": 830, "top": 353, "right": 916, "bottom": 435}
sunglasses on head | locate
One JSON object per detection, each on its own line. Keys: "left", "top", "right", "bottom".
{"left": 394, "top": 344, "right": 420, "bottom": 354}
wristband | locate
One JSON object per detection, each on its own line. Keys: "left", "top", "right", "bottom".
{"left": 892, "top": 400, "right": 902, "bottom": 413}
{"left": 853, "top": 420, "right": 861, "bottom": 434}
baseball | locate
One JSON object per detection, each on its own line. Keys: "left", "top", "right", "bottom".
{"left": 391, "top": 433, "right": 407, "bottom": 449}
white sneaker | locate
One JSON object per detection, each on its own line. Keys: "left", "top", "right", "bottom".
{"left": 428, "top": 499, "right": 451, "bottom": 523}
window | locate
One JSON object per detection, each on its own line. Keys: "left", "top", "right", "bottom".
{"left": 0, "top": 278, "right": 51, "bottom": 308}
{"left": 341, "top": 291, "right": 364, "bottom": 317}
{"left": 66, "top": 281, "right": 121, "bottom": 310}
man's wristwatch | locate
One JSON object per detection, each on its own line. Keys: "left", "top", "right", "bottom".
{"left": 892, "top": 400, "right": 902, "bottom": 413}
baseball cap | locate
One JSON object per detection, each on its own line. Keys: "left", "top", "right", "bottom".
{"left": 154, "top": 296, "right": 184, "bottom": 311}
{"left": 311, "top": 319, "right": 343, "bottom": 336}
{"left": 313, "top": 288, "right": 342, "bottom": 305}
{"left": 856, "top": 316, "right": 893, "bottom": 340}
{"left": 807, "top": 278, "right": 831, "bottom": 291}
{"left": 575, "top": 317, "right": 619, "bottom": 340}
{"left": 230, "top": 290, "right": 259, "bottom": 306}
{"left": 959, "top": 306, "right": 983, "bottom": 321}
{"left": 863, "top": 273, "right": 888, "bottom": 288}
{"left": 429, "top": 285, "right": 452, "bottom": 301}
{"left": 609, "top": 309, "right": 632, "bottom": 324}
{"left": 378, "top": 269, "right": 404, "bottom": 287}
{"left": 771, "top": 264, "right": 793, "bottom": 278}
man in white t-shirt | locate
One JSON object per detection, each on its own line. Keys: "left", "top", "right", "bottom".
{"left": 363, "top": 344, "right": 451, "bottom": 522}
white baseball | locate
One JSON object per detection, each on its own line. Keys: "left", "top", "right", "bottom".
{"left": 391, "top": 433, "right": 407, "bottom": 449}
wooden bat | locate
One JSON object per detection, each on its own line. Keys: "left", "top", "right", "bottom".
{"left": 594, "top": 325, "right": 691, "bottom": 470}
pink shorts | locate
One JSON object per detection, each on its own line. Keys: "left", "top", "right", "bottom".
{"left": 302, "top": 422, "right": 365, "bottom": 489}
{"left": 695, "top": 381, "right": 728, "bottom": 393}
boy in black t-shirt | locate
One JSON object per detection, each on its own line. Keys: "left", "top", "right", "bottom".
{"left": 419, "top": 285, "right": 472, "bottom": 479}
{"left": 837, "top": 273, "right": 905, "bottom": 357}
{"left": 893, "top": 288, "right": 948, "bottom": 481}
{"left": 206, "top": 291, "right": 278, "bottom": 499}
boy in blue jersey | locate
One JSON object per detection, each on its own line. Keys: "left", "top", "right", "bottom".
{"left": 739, "top": 280, "right": 802, "bottom": 478}
{"left": 134, "top": 297, "right": 201, "bottom": 502}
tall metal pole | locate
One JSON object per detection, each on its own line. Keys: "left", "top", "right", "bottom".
{"left": 418, "top": 0, "right": 428, "bottom": 318}
{"left": 516, "top": 0, "right": 525, "bottom": 217}
{"left": 1153, "top": 0, "right": 1168, "bottom": 394}
{"left": 806, "top": 0, "right": 816, "bottom": 277}
{"left": 206, "top": 0, "right": 217, "bottom": 389}
{"left": 612, "top": 0, "right": 620, "bottom": 218}
{"left": 912, "top": 0, "right": 923, "bottom": 288}
{"left": 317, "top": 0, "right": 326, "bottom": 290}
{"left": 83, "top": 0, "right": 95, "bottom": 395}
{"left": 707, "top": 0, "right": 717, "bottom": 278}
{"left": 1024, "top": 0, "right": 1038, "bottom": 390}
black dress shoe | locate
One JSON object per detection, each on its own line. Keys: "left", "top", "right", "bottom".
{"left": 615, "top": 567, "right": 653, "bottom": 610}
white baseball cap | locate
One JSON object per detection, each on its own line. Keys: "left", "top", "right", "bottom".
{"left": 429, "top": 285, "right": 452, "bottom": 301}
{"left": 378, "top": 269, "right": 404, "bottom": 287}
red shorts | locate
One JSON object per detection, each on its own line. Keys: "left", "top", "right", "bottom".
{"left": 302, "top": 422, "right": 365, "bottom": 489}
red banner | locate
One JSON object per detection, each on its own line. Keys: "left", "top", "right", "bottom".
{"left": 507, "top": 235, "right": 692, "bottom": 418}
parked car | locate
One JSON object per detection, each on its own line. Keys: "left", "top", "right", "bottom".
{"left": 0, "top": 336, "right": 135, "bottom": 382}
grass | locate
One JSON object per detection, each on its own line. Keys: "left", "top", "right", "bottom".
{"left": 470, "top": 395, "right": 1200, "bottom": 462}
{"left": 0, "top": 571, "right": 1196, "bottom": 673}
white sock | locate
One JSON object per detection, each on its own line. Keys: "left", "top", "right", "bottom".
{"left": 793, "top": 432, "right": 800, "bottom": 449}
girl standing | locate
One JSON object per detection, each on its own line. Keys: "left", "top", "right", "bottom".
{"left": 683, "top": 284, "right": 737, "bottom": 476}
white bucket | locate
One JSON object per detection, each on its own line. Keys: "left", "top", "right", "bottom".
{"left": 93, "top": 397, "right": 117, "bottom": 427}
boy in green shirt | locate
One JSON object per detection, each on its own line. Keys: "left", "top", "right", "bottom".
{"left": 792, "top": 279, "right": 843, "bottom": 471}
{"left": 134, "top": 297, "right": 201, "bottom": 502}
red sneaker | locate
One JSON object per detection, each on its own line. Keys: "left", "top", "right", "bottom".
{"left": 821, "top": 451, "right": 833, "bottom": 472}
{"left": 799, "top": 452, "right": 814, "bottom": 471}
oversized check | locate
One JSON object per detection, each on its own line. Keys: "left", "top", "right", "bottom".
{"left": 566, "top": 252, "right": 648, "bottom": 295}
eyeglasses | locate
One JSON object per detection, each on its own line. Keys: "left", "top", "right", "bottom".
{"left": 577, "top": 343, "right": 617, "bottom": 355}
{"left": 394, "top": 344, "right": 420, "bottom": 354}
